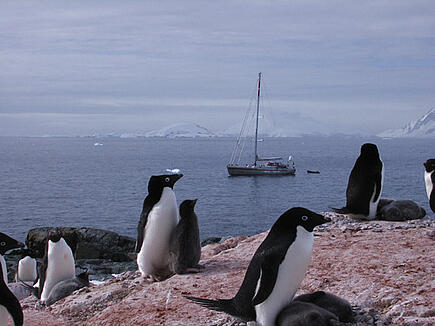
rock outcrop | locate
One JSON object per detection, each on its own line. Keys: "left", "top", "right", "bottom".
{"left": 16, "top": 214, "right": 435, "bottom": 326}
{"left": 25, "top": 227, "right": 136, "bottom": 261}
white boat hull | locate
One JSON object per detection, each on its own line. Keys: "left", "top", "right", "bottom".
{"left": 227, "top": 165, "right": 296, "bottom": 176}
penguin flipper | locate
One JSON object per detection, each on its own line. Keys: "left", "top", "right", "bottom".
{"left": 373, "top": 173, "right": 382, "bottom": 203}
{"left": 251, "top": 255, "right": 282, "bottom": 306}
{"left": 39, "top": 242, "right": 48, "bottom": 298}
{"left": 135, "top": 197, "right": 153, "bottom": 253}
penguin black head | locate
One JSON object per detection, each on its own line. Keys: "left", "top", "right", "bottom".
{"left": 148, "top": 174, "right": 183, "bottom": 194}
{"left": 424, "top": 159, "right": 435, "bottom": 173}
{"left": 272, "top": 207, "right": 331, "bottom": 233}
{"left": 180, "top": 199, "right": 198, "bottom": 217}
{"left": 360, "top": 143, "right": 379, "bottom": 159}
{"left": 47, "top": 229, "right": 63, "bottom": 243}
{"left": 77, "top": 271, "right": 90, "bottom": 284}
{"left": 0, "top": 232, "right": 25, "bottom": 255}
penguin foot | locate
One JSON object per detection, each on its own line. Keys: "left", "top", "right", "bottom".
{"left": 183, "top": 267, "right": 201, "bottom": 274}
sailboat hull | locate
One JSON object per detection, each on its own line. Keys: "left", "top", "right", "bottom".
{"left": 227, "top": 165, "right": 296, "bottom": 176}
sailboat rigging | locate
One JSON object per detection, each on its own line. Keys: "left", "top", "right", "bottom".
{"left": 226, "top": 72, "right": 296, "bottom": 176}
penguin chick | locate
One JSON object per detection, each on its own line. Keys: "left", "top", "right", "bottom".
{"left": 276, "top": 301, "right": 338, "bottom": 326}
{"left": 169, "top": 199, "right": 201, "bottom": 274}
{"left": 294, "top": 291, "right": 354, "bottom": 323}
{"left": 44, "top": 271, "right": 89, "bottom": 306}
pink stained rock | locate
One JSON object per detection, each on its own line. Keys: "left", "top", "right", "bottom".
{"left": 18, "top": 214, "right": 434, "bottom": 325}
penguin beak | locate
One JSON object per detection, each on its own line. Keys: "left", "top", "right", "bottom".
{"left": 173, "top": 174, "right": 183, "bottom": 182}
{"left": 320, "top": 215, "right": 332, "bottom": 224}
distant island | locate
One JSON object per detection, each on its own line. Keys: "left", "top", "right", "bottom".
{"left": 77, "top": 109, "right": 435, "bottom": 139}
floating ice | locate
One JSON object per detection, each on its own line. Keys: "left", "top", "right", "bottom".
{"left": 94, "top": 143, "right": 103, "bottom": 146}
{"left": 166, "top": 168, "right": 181, "bottom": 174}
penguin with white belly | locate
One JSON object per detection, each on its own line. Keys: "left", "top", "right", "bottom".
{"left": 39, "top": 229, "right": 75, "bottom": 303}
{"left": 0, "top": 263, "right": 23, "bottom": 326}
{"left": 136, "top": 173, "right": 183, "bottom": 281}
{"left": 424, "top": 159, "right": 435, "bottom": 213}
{"left": 186, "top": 207, "right": 331, "bottom": 326}
{"left": 16, "top": 256, "right": 38, "bottom": 282}
{"left": 0, "top": 232, "right": 25, "bottom": 284}
{"left": 332, "top": 143, "right": 384, "bottom": 220}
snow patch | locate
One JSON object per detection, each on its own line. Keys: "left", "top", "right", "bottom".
{"left": 378, "top": 108, "right": 435, "bottom": 138}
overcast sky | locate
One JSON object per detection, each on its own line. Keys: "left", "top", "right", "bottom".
{"left": 0, "top": 0, "right": 434, "bottom": 136}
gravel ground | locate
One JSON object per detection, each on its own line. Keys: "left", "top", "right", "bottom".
{"left": 12, "top": 213, "right": 435, "bottom": 326}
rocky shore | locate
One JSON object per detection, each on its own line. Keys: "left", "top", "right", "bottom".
{"left": 5, "top": 212, "right": 433, "bottom": 325}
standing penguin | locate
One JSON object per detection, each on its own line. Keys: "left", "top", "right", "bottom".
{"left": 39, "top": 229, "right": 75, "bottom": 303}
{"left": 0, "top": 232, "right": 25, "bottom": 284}
{"left": 169, "top": 199, "right": 201, "bottom": 274}
{"left": 332, "top": 143, "right": 384, "bottom": 220}
{"left": 16, "top": 256, "right": 38, "bottom": 282}
{"left": 136, "top": 173, "right": 183, "bottom": 281}
{"left": 424, "top": 159, "right": 435, "bottom": 213}
{"left": 0, "top": 263, "right": 23, "bottom": 326}
{"left": 186, "top": 207, "right": 330, "bottom": 325}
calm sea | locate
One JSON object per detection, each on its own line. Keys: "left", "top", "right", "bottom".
{"left": 0, "top": 136, "right": 433, "bottom": 242}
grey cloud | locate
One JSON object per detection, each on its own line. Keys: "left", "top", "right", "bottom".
{"left": 0, "top": 0, "right": 434, "bottom": 136}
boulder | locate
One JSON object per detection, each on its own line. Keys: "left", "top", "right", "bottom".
{"left": 25, "top": 227, "right": 136, "bottom": 262}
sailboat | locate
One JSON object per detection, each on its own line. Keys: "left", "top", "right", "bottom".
{"left": 226, "top": 73, "right": 296, "bottom": 176}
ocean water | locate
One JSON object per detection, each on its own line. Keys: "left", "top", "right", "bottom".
{"left": 0, "top": 136, "right": 433, "bottom": 243}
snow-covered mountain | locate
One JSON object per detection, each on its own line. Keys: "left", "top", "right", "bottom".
{"left": 220, "top": 112, "right": 333, "bottom": 137}
{"left": 378, "top": 109, "right": 435, "bottom": 138}
{"left": 145, "top": 122, "right": 216, "bottom": 138}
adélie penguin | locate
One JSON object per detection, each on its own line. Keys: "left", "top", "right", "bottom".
{"left": 0, "top": 263, "right": 23, "bottom": 326}
{"left": 15, "top": 256, "right": 38, "bottom": 282}
{"left": 0, "top": 232, "right": 25, "bottom": 284}
{"left": 169, "top": 199, "right": 201, "bottom": 274}
{"left": 332, "top": 143, "right": 384, "bottom": 220}
{"left": 424, "top": 159, "right": 435, "bottom": 213}
{"left": 136, "top": 173, "right": 183, "bottom": 281}
{"left": 39, "top": 229, "right": 75, "bottom": 303}
{"left": 186, "top": 207, "right": 331, "bottom": 326}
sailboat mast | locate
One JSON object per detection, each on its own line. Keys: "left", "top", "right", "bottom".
{"left": 254, "top": 72, "right": 261, "bottom": 166}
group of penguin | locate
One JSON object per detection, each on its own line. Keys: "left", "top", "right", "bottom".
{"left": 0, "top": 143, "right": 434, "bottom": 326}
{"left": 0, "top": 229, "right": 90, "bottom": 326}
